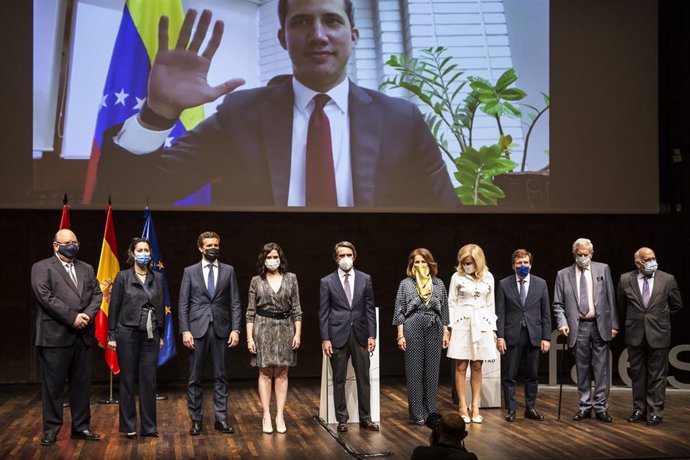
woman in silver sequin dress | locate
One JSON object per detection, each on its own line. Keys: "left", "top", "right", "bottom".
{"left": 246, "top": 243, "right": 302, "bottom": 434}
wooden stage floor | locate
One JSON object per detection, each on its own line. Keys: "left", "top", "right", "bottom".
{"left": 1, "top": 379, "right": 689, "bottom": 460}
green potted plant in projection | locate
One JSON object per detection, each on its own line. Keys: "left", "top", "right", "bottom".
{"left": 381, "top": 46, "right": 549, "bottom": 206}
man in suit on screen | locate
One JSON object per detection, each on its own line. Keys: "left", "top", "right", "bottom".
{"left": 319, "top": 241, "right": 379, "bottom": 432}
{"left": 30, "top": 229, "right": 102, "bottom": 446}
{"left": 178, "top": 231, "right": 242, "bottom": 435}
{"left": 496, "top": 249, "right": 551, "bottom": 422}
{"left": 617, "top": 247, "right": 682, "bottom": 426}
{"left": 94, "top": 0, "right": 457, "bottom": 209}
{"left": 553, "top": 237, "right": 618, "bottom": 423}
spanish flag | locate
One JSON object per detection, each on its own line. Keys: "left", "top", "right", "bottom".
{"left": 59, "top": 193, "right": 70, "bottom": 230}
{"left": 82, "top": 0, "right": 208, "bottom": 205}
{"left": 94, "top": 204, "right": 120, "bottom": 374}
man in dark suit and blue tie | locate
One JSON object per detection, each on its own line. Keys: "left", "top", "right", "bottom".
{"left": 496, "top": 249, "right": 551, "bottom": 422}
{"left": 179, "top": 231, "right": 242, "bottom": 435}
{"left": 93, "top": 0, "right": 458, "bottom": 209}
{"left": 553, "top": 238, "right": 619, "bottom": 422}
{"left": 617, "top": 247, "right": 682, "bottom": 426}
{"left": 30, "top": 229, "right": 103, "bottom": 446}
{"left": 319, "top": 241, "right": 379, "bottom": 432}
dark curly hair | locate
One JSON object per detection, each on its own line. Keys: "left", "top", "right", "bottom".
{"left": 126, "top": 237, "right": 153, "bottom": 269}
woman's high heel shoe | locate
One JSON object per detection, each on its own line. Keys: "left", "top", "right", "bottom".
{"left": 470, "top": 406, "right": 483, "bottom": 424}
{"left": 275, "top": 417, "right": 286, "bottom": 434}
{"left": 125, "top": 432, "right": 137, "bottom": 440}
{"left": 459, "top": 407, "right": 471, "bottom": 424}
{"left": 262, "top": 416, "right": 273, "bottom": 434}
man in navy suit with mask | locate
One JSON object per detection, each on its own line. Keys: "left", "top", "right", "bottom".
{"left": 319, "top": 241, "right": 379, "bottom": 432}
{"left": 496, "top": 249, "right": 551, "bottom": 422}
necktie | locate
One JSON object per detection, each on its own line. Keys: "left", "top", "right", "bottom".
{"left": 207, "top": 264, "right": 216, "bottom": 298}
{"left": 67, "top": 263, "right": 78, "bottom": 289}
{"left": 519, "top": 279, "right": 527, "bottom": 306}
{"left": 306, "top": 94, "right": 337, "bottom": 207}
{"left": 343, "top": 273, "right": 352, "bottom": 307}
{"left": 579, "top": 268, "right": 590, "bottom": 316}
{"left": 642, "top": 276, "right": 651, "bottom": 307}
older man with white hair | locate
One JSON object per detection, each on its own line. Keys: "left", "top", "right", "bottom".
{"left": 617, "top": 247, "right": 682, "bottom": 426}
{"left": 553, "top": 238, "right": 618, "bottom": 422}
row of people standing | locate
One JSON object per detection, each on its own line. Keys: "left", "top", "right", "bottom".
{"left": 392, "top": 238, "right": 682, "bottom": 430}
{"left": 30, "top": 229, "right": 682, "bottom": 447}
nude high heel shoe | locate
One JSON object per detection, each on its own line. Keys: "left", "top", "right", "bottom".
{"left": 262, "top": 415, "right": 273, "bottom": 434}
{"left": 275, "top": 417, "right": 286, "bottom": 434}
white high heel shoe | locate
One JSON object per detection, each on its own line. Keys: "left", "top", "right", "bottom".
{"left": 275, "top": 417, "right": 287, "bottom": 434}
{"left": 262, "top": 416, "right": 273, "bottom": 434}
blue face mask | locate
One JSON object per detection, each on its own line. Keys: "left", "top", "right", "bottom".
{"left": 642, "top": 260, "right": 658, "bottom": 276}
{"left": 515, "top": 265, "right": 530, "bottom": 278}
{"left": 134, "top": 252, "right": 151, "bottom": 266}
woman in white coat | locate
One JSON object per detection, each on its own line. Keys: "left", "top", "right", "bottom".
{"left": 447, "top": 244, "right": 496, "bottom": 424}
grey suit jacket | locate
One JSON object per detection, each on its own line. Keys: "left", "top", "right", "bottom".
{"left": 31, "top": 255, "right": 102, "bottom": 347}
{"left": 617, "top": 269, "right": 683, "bottom": 348}
{"left": 496, "top": 274, "right": 551, "bottom": 347}
{"left": 319, "top": 269, "right": 376, "bottom": 349}
{"left": 178, "top": 261, "right": 242, "bottom": 339}
{"left": 553, "top": 261, "right": 618, "bottom": 347}
{"left": 96, "top": 79, "right": 458, "bottom": 209}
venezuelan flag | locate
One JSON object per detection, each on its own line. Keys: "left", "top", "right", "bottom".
{"left": 95, "top": 204, "right": 121, "bottom": 374}
{"left": 82, "top": 0, "right": 209, "bottom": 206}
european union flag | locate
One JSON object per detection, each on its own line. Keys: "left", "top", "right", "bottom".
{"left": 142, "top": 206, "right": 177, "bottom": 366}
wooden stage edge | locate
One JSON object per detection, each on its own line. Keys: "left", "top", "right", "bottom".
{"left": 1, "top": 380, "right": 689, "bottom": 460}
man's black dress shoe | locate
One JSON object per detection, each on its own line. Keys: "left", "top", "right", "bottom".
{"left": 595, "top": 411, "right": 613, "bottom": 423}
{"left": 627, "top": 410, "right": 645, "bottom": 423}
{"left": 647, "top": 416, "right": 662, "bottom": 426}
{"left": 505, "top": 410, "right": 516, "bottom": 422}
{"left": 359, "top": 420, "right": 380, "bottom": 431}
{"left": 524, "top": 409, "right": 544, "bottom": 421}
{"left": 40, "top": 433, "right": 56, "bottom": 446}
{"left": 572, "top": 409, "right": 592, "bottom": 421}
{"left": 214, "top": 420, "right": 235, "bottom": 434}
{"left": 189, "top": 421, "right": 202, "bottom": 436}
{"left": 71, "top": 429, "right": 101, "bottom": 441}
{"left": 337, "top": 422, "right": 348, "bottom": 432}
{"left": 141, "top": 432, "right": 159, "bottom": 438}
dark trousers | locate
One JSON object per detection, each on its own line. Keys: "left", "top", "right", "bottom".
{"left": 39, "top": 339, "right": 92, "bottom": 435}
{"left": 574, "top": 320, "right": 609, "bottom": 413}
{"left": 502, "top": 326, "right": 540, "bottom": 411}
{"left": 187, "top": 328, "right": 228, "bottom": 423}
{"left": 116, "top": 327, "right": 159, "bottom": 434}
{"left": 628, "top": 336, "right": 669, "bottom": 418}
{"left": 403, "top": 312, "right": 442, "bottom": 422}
{"left": 330, "top": 329, "right": 371, "bottom": 423}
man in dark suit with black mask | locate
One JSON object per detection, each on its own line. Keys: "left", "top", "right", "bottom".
{"left": 179, "top": 231, "right": 242, "bottom": 435}
{"left": 30, "top": 229, "right": 103, "bottom": 446}
{"left": 319, "top": 241, "right": 378, "bottom": 432}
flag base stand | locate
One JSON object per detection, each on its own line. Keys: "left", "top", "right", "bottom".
{"left": 98, "top": 372, "right": 119, "bottom": 405}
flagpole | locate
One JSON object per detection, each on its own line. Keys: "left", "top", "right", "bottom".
{"left": 98, "top": 372, "right": 118, "bottom": 405}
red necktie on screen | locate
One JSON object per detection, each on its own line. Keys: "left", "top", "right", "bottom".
{"left": 306, "top": 94, "right": 337, "bottom": 207}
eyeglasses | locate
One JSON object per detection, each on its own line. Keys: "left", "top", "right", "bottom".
{"left": 55, "top": 241, "right": 80, "bottom": 246}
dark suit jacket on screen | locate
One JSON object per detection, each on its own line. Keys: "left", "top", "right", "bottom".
{"left": 31, "top": 255, "right": 102, "bottom": 347}
{"left": 178, "top": 261, "right": 242, "bottom": 339}
{"left": 96, "top": 79, "right": 458, "bottom": 209}
{"left": 319, "top": 269, "right": 376, "bottom": 349}
{"left": 617, "top": 269, "right": 682, "bottom": 348}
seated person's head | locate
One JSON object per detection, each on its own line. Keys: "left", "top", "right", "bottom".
{"left": 428, "top": 413, "right": 468, "bottom": 447}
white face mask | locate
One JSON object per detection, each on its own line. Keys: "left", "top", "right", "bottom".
{"left": 463, "top": 263, "right": 476, "bottom": 275}
{"left": 265, "top": 258, "right": 280, "bottom": 271}
{"left": 642, "top": 260, "right": 658, "bottom": 276}
{"left": 575, "top": 255, "right": 591, "bottom": 268}
{"left": 338, "top": 256, "right": 354, "bottom": 271}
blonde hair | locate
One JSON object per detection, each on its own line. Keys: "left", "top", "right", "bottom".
{"left": 456, "top": 244, "right": 488, "bottom": 279}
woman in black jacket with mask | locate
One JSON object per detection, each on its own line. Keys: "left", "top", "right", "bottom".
{"left": 107, "top": 237, "right": 164, "bottom": 439}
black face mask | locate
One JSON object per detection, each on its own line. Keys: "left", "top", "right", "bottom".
{"left": 204, "top": 248, "right": 220, "bottom": 262}
{"left": 57, "top": 244, "right": 79, "bottom": 259}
